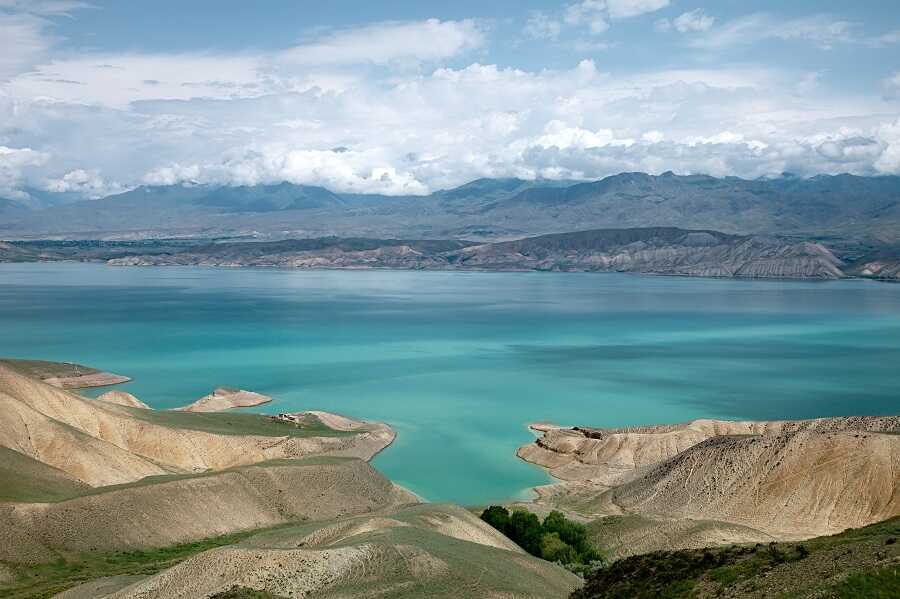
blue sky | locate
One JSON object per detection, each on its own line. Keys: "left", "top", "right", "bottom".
{"left": 1, "top": 0, "right": 899, "bottom": 198}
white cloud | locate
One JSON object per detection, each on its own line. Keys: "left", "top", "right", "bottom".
{"left": 564, "top": 1, "right": 609, "bottom": 34}
{"left": 656, "top": 9, "right": 715, "bottom": 33}
{"left": 1, "top": 3, "right": 900, "bottom": 198}
{"left": 44, "top": 168, "right": 126, "bottom": 198}
{"left": 0, "top": 1, "right": 91, "bottom": 15}
{"left": 605, "top": 0, "right": 669, "bottom": 20}
{"left": 144, "top": 146, "right": 429, "bottom": 195}
{"left": 693, "top": 13, "right": 856, "bottom": 50}
{"left": 281, "top": 19, "right": 483, "bottom": 66}
{"left": 875, "top": 119, "right": 900, "bottom": 173}
{"left": 524, "top": 12, "right": 563, "bottom": 41}
{"left": 0, "top": 146, "right": 49, "bottom": 199}
{"left": 0, "top": 13, "right": 54, "bottom": 80}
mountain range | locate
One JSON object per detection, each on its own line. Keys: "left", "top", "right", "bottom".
{"left": 2, "top": 172, "right": 899, "bottom": 244}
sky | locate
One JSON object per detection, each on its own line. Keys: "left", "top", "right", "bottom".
{"left": 1, "top": 0, "right": 900, "bottom": 199}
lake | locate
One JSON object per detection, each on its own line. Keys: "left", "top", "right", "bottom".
{"left": 1, "top": 262, "right": 899, "bottom": 505}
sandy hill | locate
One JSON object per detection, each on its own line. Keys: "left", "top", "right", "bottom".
{"left": 57, "top": 504, "right": 581, "bottom": 599}
{"left": 0, "top": 359, "right": 130, "bottom": 389}
{"left": 176, "top": 387, "right": 272, "bottom": 412}
{"left": 96, "top": 390, "right": 150, "bottom": 409}
{"left": 0, "top": 363, "right": 394, "bottom": 487}
{"left": 0, "top": 364, "right": 582, "bottom": 599}
{"left": 518, "top": 416, "right": 900, "bottom": 548}
{"left": 0, "top": 457, "right": 415, "bottom": 565}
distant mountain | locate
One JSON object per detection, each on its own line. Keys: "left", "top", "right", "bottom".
{"left": 0, "top": 227, "right": 843, "bottom": 280}
{"left": 1, "top": 173, "right": 898, "bottom": 243}
{"left": 0, "top": 187, "right": 87, "bottom": 214}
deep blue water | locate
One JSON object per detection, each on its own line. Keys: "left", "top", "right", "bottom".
{"left": 1, "top": 262, "right": 899, "bottom": 504}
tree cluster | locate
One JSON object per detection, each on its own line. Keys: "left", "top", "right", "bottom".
{"left": 480, "top": 506, "right": 604, "bottom": 573}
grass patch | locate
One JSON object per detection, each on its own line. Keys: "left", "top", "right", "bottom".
{"left": 125, "top": 409, "right": 353, "bottom": 438}
{"left": 0, "top": 359, "right": 100, "bottom": 379}
{"left": 573, "top": 516, "right": 900, "bottom": 599}
{"left": 830, "top": 566, "right": 900, "bottom": 598}
{"left": 1, "top": 455, "right": 353, "bottom": 504}
{"left": 211, "top": 587, "right": 288, "bottom": 598}
{"left": 0, "top": 448, "right": 90, "bottom": 503}
{"left": 0, "top": 526, "right": 291, "bottom": 599}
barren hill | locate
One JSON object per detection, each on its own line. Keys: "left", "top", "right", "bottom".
{"left": 0, "top": 363, "right": 394, "bottom": 486}
{"left": 176, "top": 387, "right": 272, "bottom": 412}
{"left": 57, "top": 504, "right": 580, "bottom": 599}
{"left": 0, "top": 457, "right": 414, "bottom": 565}
{"left": 518, "top": 416, "right": 900, "bottom": 546}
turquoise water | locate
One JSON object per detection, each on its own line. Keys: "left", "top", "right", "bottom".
{"left": 1, "top": 262, "right": 899, "bottom": 505}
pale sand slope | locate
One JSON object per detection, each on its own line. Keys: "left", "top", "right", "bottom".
{"left": 518, "top": 416, "right": 900, "bottom": 543}
{"left": 0, "top": 358, "right": 131, "bottom": 389}
{"left": 96, "top": 390, "right": 150, "bottom": 409}
{"left": 59, "top": 504, "right": 580, "bottom": 599}
{"left": 0, "top": 364, "right": 394, "bottom": 486}
{"left": 176, "top": 387, "right": 272, "bottom": 412}
{"left": 586, "top": 514, "right": 777, "bottom": 561}
{"left": 0, "top": 458, "right": 416, "bottom": 565}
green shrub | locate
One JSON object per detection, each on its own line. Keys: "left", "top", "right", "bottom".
{"left": 479, "top": 506, "right": 605, "bottom": 571}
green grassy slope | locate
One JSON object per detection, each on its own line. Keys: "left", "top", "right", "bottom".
{"left": 0, "top": 448, "right": 91, "bottom": 502}
{"left": 0, "top": 528, "right": 288, "bottom": 599}
{"left": 572, "top": 516, "right": 900, "bottom": 599}
{"left": 123, "top": 408, "right": 352, "bottom": 437}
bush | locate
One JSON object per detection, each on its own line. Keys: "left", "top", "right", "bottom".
{"left": 481, "top": 505, "right": 511, "bottom": 533}
{"left": 480, "top": 506, "right": 605, "bottom": 571}
{"left": 509, "top": 509, "right": 544, "bottom": 556}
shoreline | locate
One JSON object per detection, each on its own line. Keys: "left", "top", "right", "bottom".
{"left": 4, "top": 257, "right": 894, "bottom": 283}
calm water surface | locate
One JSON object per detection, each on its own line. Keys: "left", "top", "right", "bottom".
{"left": 2, "top": 263, "right": 899, "bottom": 504}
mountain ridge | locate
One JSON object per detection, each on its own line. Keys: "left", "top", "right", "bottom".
{"left": 3, "top": 172, "right": 899, "bottom": 243}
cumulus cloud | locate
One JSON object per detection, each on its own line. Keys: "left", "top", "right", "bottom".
{"left": 1, "top": 3, "right": 900, "bottom": 199}
{"left": 541, "top": 0, "right": 669, "bottom": 41}
{"left": 44, "top": 168, "right": 126, "bottom": 198}
{"left": 144, "top": 146, "right": 429, "bottom": 195}
{"left": 874, "top": 119, "right": 900, "bottom": 174}
{"left": 0, "top": 146, "right": 49, "bottom": 199}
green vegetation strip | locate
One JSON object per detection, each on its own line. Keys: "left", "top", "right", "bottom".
{"left": 571, "top": 517, "right": 900, "bottom": 599}
{"left": 126, "top": 409, "right": 353, "bottom": 438}
{"left": 0, "top": 527, "right": 289, "bottom": 599}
